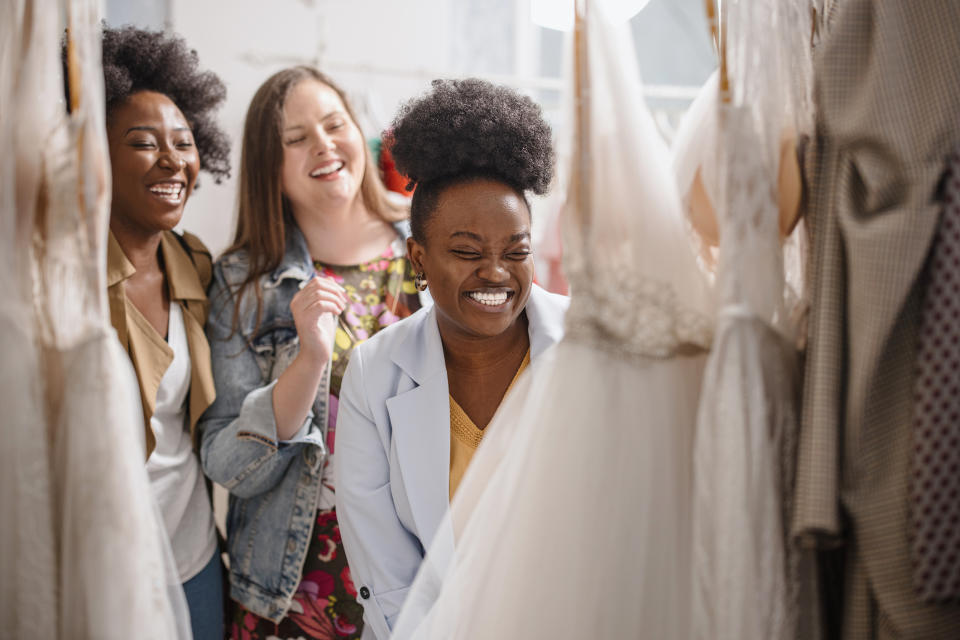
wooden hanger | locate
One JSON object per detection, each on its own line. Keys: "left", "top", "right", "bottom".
{"left": 570, "top": 0, "right": 591, "bottom": 229}
{"left": 704, "top": 0, "right": 730, "bottom": 104}
{"left": 692, "top": 0, "right": 802, "bottom": 244}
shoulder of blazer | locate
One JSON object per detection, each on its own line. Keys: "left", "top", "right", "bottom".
{"left": 355, "top": 305, "right": 433, "bottom": 363}
{"left": 352, "top": 304, "right": 442, "bottom": 388}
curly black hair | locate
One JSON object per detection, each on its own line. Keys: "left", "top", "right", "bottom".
{"left": 89, "top": 25, "right": 231, "bottom": 182}
{"left": 388, "top": 78, "right": 554, "bottom": 243}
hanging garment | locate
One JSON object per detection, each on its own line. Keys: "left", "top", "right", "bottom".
{"left": 0, "top": 7, "right": 56, "bottom": 637}
{"left": 793, "top": 1, "right": 960, "bottom": 637}
{"left": 689, "top": 2, "right": 813, "bottom": 639}
{"left": 690, "top": 97, "right": 800, "bottom": 640}
{"left": 910, "top": 146, "right": 960, "bottom": 604}
{"left": 0, "top": 1, "right": 190, "bottom": 637}
{"left": 389, "top": 1, "right": 714, "bottom": 637}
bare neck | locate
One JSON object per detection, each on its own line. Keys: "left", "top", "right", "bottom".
{"left": 110, "top": 217, "right": 163, "bottom": 277}
{"left": 439, "top": 313, "right": 530, "bottom": 379}
{"left": 293, "top": 197, "right": 396, "bottom": 265}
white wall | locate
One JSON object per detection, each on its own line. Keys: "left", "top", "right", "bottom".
{"left": 167, "top": 0, "right": 458, "bottom": 256}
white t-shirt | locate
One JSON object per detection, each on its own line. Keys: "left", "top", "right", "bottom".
{"left": 145, "top": 303, "right": 217, "bottom": 582}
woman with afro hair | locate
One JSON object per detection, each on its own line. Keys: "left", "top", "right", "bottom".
{"left": 333, "top": 78, "right": 569, "bottom": 639}
{"left": 198, "top": 67, "right": 427, "bottom": 640}
{"left": 92, "top": 25, "right": 230, "bottom": 640}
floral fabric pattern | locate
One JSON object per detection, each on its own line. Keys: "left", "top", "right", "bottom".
{"left": 231, "top": 239, "right": 419, "bottom": 639}
{"left": 319, "top": 237, "right": 419, "bottom": 403}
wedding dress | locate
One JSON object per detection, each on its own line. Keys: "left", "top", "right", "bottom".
{"left": 390, "top": 1, "right": 714, "bottom": 637}
{"left": 685, "top": 2, "right": 814, "bottom": 639}
{"left": 0, "top": 2, "right": 189, "bottom": 637}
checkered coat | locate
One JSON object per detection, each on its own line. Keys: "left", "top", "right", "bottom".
{"left": 793, "top": 1, "right": 960, "bottom": 636}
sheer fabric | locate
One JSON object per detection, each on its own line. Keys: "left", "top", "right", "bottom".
{"left": 689, "top": 2, "right": 813, "bottom": 639}
{"left": 0, "top": 1, "right": 189, "bottom": 637}
{"left": 390, "top": 1, "right": 714, "bottom": 637}
{"left": 0, "top": 9, "right": 55, "bottom": 632}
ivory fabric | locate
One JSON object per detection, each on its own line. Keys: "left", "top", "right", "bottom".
{"left": 389, "top": 1, "right": 715, "bottom": 636}
{"left": 0, "top": 0, "right": 191, "bottom": 636}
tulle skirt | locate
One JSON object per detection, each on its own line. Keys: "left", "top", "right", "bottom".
{"left": 393, "top": 340, "right": 707, "bottom": 639}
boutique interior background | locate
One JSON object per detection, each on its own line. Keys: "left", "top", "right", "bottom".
{"left": 106, "top": 0, "right": 715, "bottom": 258}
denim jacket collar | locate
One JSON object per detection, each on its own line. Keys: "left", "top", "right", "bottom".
{"left": 265, "top": 219, "right": 414, "bottom": 290}
{"left": 265, "top": 223, "right": 314, "bottom": 290}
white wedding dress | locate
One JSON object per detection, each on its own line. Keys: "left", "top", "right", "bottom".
{"left": 684, "top": 2, "right": 814, "bottom": 639}
{"left": 0, "top": 2, "right": 189, "bottom": 637}
{"left": 390, "top": 1, "right": 715, "bottom": 637}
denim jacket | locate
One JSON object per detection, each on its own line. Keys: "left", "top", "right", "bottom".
{"left": 199, "top": 221, "right": 416, "bottom": 622}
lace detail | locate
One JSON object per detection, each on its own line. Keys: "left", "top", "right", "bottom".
{"left": 689, "top": 1, "right": 813, "bottom": 639}
{"left": 715, "top": 114, "right": 784, "bottom": 318}
{"left": 565, "top": 268, "right": 713, "bottom": 358}
{"left": 557, "top": 15, "right": 716, "bottom": 360}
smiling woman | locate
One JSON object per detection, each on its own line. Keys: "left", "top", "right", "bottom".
{"left": 107, "top": 91, "right": 200, "bottom": 234}
{"left": 332, "top": 78, "right": 569, "bottom": 640}
{"left": 410, "top": 179, "right": 535, "bottom": 346}
{"left": 197, "top": 66, "right": 424, "bottom": 640}
{"left": 84, "top": 25, "right": 231, "bottom": 640}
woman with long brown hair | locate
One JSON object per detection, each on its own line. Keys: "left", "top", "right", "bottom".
{"left": 198, "top": 66, "right": 424, "bottom": 640}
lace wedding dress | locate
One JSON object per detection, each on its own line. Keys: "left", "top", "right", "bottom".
{"left": 686, "top": 2, "right": 814, "bottom": 639}
{"left": 390, "top": 1, "right": 714, "bottom": 637}
{"left": 0, "top": 2, "right": 189, "bottom": 637}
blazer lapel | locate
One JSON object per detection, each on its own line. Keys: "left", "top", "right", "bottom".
{"left": 526, "top": 285, "right": 567, "bottom": 359}
{"left": 381, "top": 290, "right": 564, "bottom": 557}
{"left": 385, "top": 308, "right": 452, "bottom": 551}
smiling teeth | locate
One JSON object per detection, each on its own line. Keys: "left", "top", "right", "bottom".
{"left": 149, "top": 184, "right": 183, "bottom": 198}
{"left": 310, "top": 162, "right": 344, "bottom": 177}
{"left": 469, "top": 291, "right": 508, "bottom": 306}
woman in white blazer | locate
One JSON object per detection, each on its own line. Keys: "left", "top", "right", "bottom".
{"left": 334, "top": 78, "right": 567, "bottom": 639}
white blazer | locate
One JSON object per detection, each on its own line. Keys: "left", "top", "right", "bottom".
{"left": 335, "top": 284, "right": 568, "bottom": 639}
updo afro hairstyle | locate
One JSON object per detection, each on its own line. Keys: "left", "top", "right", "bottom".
{"left": 388, "top": 78, "right": 554, "bottom": 243}
{"left": 93, "top": 25, "right": 231, "bottom": 182}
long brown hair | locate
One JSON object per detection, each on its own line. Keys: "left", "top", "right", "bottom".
{"left": 223, "top": 66, "right": 406, "bottom": 336}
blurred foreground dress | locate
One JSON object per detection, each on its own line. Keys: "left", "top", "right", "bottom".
{"left": 390, "top": 0, "right": 715, "bottom": 637}
{"left": 685, "top": 1, "right": 814, "bottom": 639}
{"left": 0, "top": 1, "right": 189, "bottom": 637}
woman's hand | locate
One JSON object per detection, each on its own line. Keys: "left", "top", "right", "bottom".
{"left": 291, "top": 276, "right": 348, "bottom": 364}
{"left": 272, "top": 276, "right": 348, "bottom": 440}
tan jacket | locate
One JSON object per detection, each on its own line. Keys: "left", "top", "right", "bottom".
{"left": 107, "top": 230, "right": 216, "bottom": 459}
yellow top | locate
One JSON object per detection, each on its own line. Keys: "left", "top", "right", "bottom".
{"left": 449, "top": 349, "right": 530, "bottom": 500}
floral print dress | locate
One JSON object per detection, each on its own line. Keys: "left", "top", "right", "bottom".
{"left": 232, "top": 237, "right": 420, "bottom": 640}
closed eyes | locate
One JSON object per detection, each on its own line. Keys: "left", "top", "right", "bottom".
{"left": 127, "top": 137, "right": 194, "bottom": 150}
{"left": 450, "top": 249, "right": 532, "bottom": 261}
